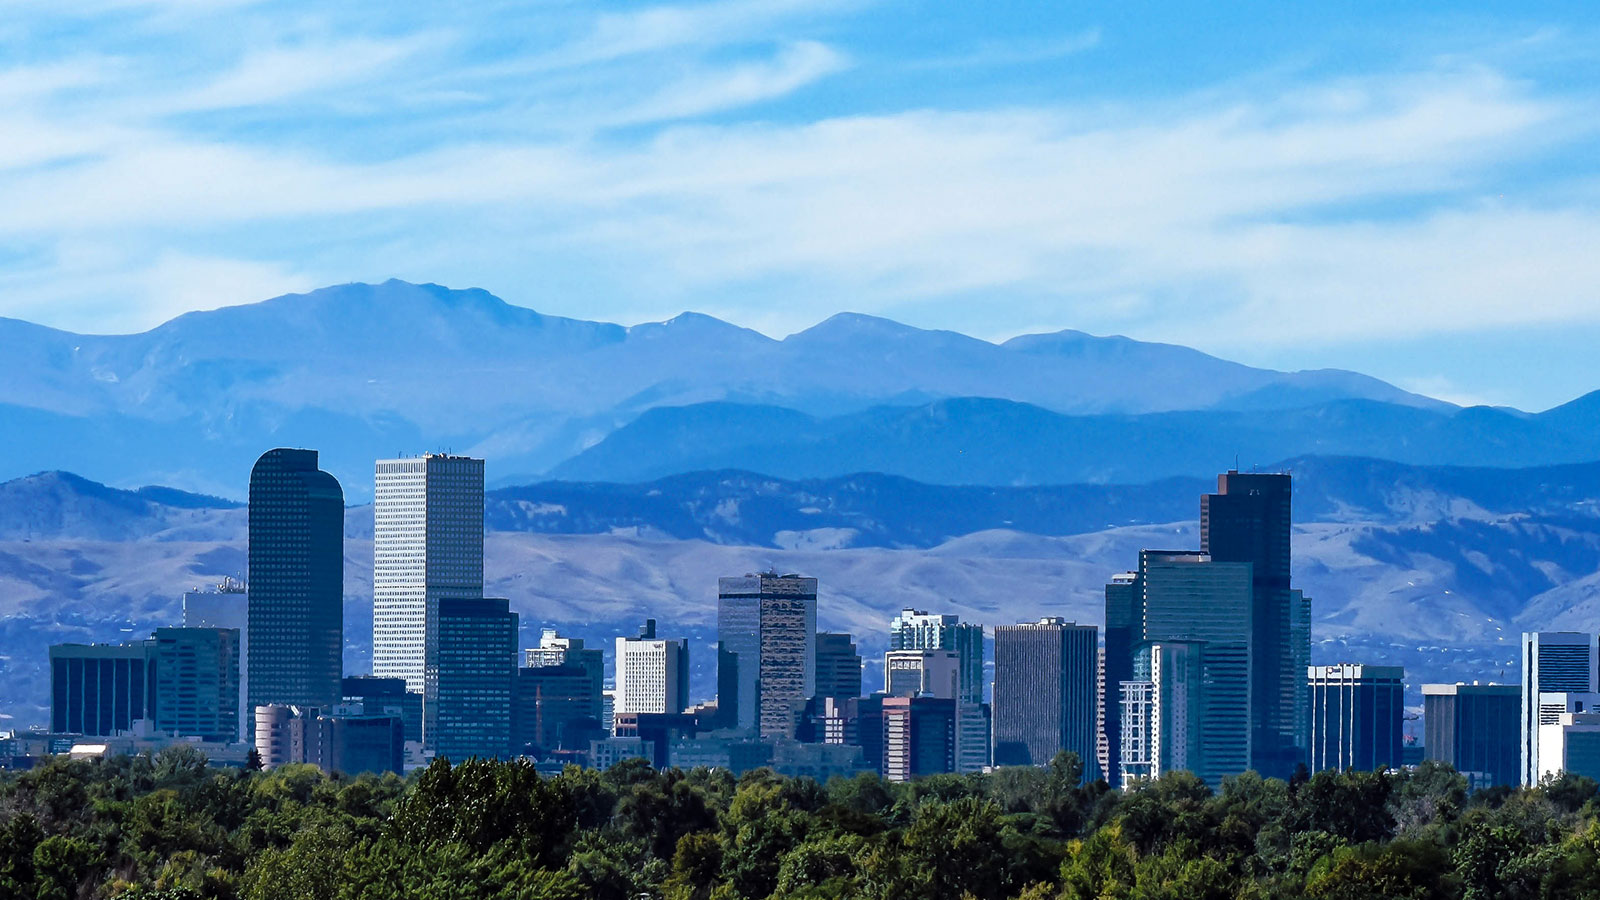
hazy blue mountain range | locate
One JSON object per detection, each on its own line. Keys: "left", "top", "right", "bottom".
{"left": 0, "top": 280, "right": 1450, "bottom": 498}
{"left": 549, "top": 395, "right": 1600, "bottom": 485}
{"left": 11, "top": 455, "right": 1600, "bottom": 549}
{"left": 3, "top": 457, "right": 1599, "bottom": 726}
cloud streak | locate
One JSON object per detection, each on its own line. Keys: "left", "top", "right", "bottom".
{"left": 0, "top": 0, "right": 1597, "bottom": 409}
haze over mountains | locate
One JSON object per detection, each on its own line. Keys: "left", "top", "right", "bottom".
{"left": 2, "top": 279, "right": 1598, "bottom": 731}
{"left": 3, "top": 457, "right": 1598, "bottom": 725}
{"left": 0, "top": 279, "right": 1469, "bottom": 498}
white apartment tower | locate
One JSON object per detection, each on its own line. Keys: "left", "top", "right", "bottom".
{"left": 373, "top": 454, "right": 485, "bottom": 692}
{"left": 614, "top": 620, "right": 690, "bottom": 716}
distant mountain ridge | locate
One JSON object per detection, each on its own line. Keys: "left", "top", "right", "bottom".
{"left": 0, "top": 280, "right": 1449, "bottom": 497}
{"left": 550, "top": 395, "right": 1600, "bottom": 485}
{"left": 3, "top": 456, "right": 1600, "bottom": 726}
{"left": 10, "top": 454, "right": 1600, "bottom": 549}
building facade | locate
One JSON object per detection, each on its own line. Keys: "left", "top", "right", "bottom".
{"left": 343, "top": 675, "right": 423, "bottom": 743}
{"left": 372, "top": 454, "right": 485, "bottom": 692}
{"left": 888, "top": 608, "right": 989, "bottom": 772}
{"left": 514, "top": 663, "right": 605, "bottom": 756}
{"left": 425, "top": 597, "right": 518, "bottom": 761}
{"left": 153, "top": 626, "right": 241, "bottom": 743}
{"left": 992, "top": 618, "right": 1098, "bottom": 777}
{"left": 248, "top": 448, "right": 345, "bottom": 721}
{"left": 1520, "top": 632, "right": 1598, "bottom": 787}
{"left": 1119, "top": 550, "right": 1254, "bottom": 787}
{"left": 1201, "top": 471, "right": 1306, "bottom": 778}
{"left": 182, "top": 578, "right": 249, "bottom": 741}
{"left": 717, "top": 573, "right": 818, "bottom": 739}
{"left": 615, "top": 620, "right": 689, "bottom": 716}
{"left": 50, "top": 641, "right": 157, "bottom": 736}
{"left": 1306, "top": 664, "right": 1404, "bottom": 773}
{"left": 1102, "top": 572, "right": 1140, "bottom": 787}
{"left": 1119, "top": 641, "right": 1204, "bottom": 787}
{"left": 815, "top": 632, "right": 863, "bottom": 702}
{"left": 882, "top": 696, "right": 956, "bottom": 781}
{"left": 1423, "top": 683, "right": 1519, "bottom": 789}
{"left": 884, "top": 649, "right": 961, "bottom": 699}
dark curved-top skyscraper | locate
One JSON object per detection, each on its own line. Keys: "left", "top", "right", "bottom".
{"left": 248, "top": 448, "right": 344, "bottom": 723}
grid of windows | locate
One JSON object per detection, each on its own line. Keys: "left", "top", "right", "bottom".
{"left": 373, "top": 455, "right": 485, "bottom": 692}
{"left": 248, "top": 449, "right": 344, "bottom": 722}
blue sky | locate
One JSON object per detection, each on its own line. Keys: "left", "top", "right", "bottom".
{"left": 2, "top": 1, "right": 1597, "bottom": 410}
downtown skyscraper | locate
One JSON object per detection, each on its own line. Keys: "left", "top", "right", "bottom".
{"left": 248, "top": 448, "right": 344, "bottom": 719}
{"left": 992, "top": 618, "right": 1099, "bottom": 778}
{"left": 1201, "top": 471, "right": 1309, "bottom": 779}
{"left": 373, "top": 454, "right": 485, "bottom": 692}
{"left": 717, "top": 573, "right": 817, "bottom": 739}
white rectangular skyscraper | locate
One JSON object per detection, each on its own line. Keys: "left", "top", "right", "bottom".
{"left": 1521, "top": 632, "right": 1598, "bottom": 787}
{"left": 373, "top": 454, "right": 485, "bottom": 692}
{"left": 615, "top": 620, "right": 689, "bottom": 715}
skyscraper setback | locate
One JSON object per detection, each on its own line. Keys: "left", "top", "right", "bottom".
{"left": 373, "top": 454, "right": 485, "bottom": 692}
{"left": 1200, "top": 471, "right": 1306, "bottom": 778}
{"left": 248, "top": 449, "right": 344, "bottom": 719}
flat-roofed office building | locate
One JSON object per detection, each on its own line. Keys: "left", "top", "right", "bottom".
{"left": 50, "top": 641, "right": 157, "bottom": 736}
{"left": 425, "top": 597, "right": 518, "bottom": 760}
{"left": 154, "top": 626, "right": 241, "bottom": 743}
{"left": 373, "top": 454, "right": 485, "bottom": 692}
{"left": 1423, "top": 683, "right": 1518, "bottom": 789}
{"left": 1307, "top": 664, "right": 1404, "bottom": 773}
{"left": 718, "top": 573, "right": 817, "bottom": 739}
{"left": 993, "top": 618, "right": 1098, "bottom": 777}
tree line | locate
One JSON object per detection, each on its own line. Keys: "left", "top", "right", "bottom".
{"left": 5, "top": 748, "right": 1600, "bottom": 899}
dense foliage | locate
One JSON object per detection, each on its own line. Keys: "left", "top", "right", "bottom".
{"left": 6, "top": 748, "right": 1600, "bottom": 900}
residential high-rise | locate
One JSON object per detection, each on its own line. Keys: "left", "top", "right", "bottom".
{"left": 1423, "top": 683, "right": 1519, "bottom": 789}
{"left": 888, "top": 609, "right": 984, "bottom": 703}
{"left": 717, "top": 573, "right": 818, "bottom": 739}
{"left": 183, "top": 578, "right": 249, "bottom": 741}
{"left": 815, "top": 632, "right": 863, "bottom": 701}
{"left": 153, "top": 627, "right": 241, "bottom": 743}
{"left": 1131, "top": 549, "right": 1254, "bottom": 787}
{"left": 615, "top": 619, "right": 689, "bottom": 716}
{"left": 425, "top": 597, "right": 518, "bottom": 761}
{"left": 888, "top": 608, "right": 989, "bottom": 772}
{"left": 373, "top": 454, "right": 485, "bottom": 692}
{"left": 1520, "top": 632, "right": 1598, "bottom": 787}
{"left": 992, "top": 618, "right": 1098, "bottom": 777}
{"left": 1306, "top": 664, "right": 1404, "bottom": 773}
{"left": 1119, "top": 641, "right": 1204, "bottom": 787}
{"left": 1201, "top": 471, "right": 1304, "bottom": 778}
{"left": 883, "top": 696, "right": 956, "bottom": 781}
{"left": 248, "top": 448, "right": 344, "bottom": 722}
{"left": 1103, "top": 572, "right": 1140, "bottom": 786}
{"left": 50, "top": 641, "right": 157, "bottom": 736}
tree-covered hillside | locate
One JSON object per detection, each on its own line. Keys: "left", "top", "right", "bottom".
{"left": 4, "top": 751, "right": 1600, "bottom": 899}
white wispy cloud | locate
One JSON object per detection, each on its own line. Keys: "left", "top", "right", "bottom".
{"left": 0, "top": 0, "right": 1596, "bottom": 396}
{"left": 167, "top": 35, "right": 439, "bottom": 113}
